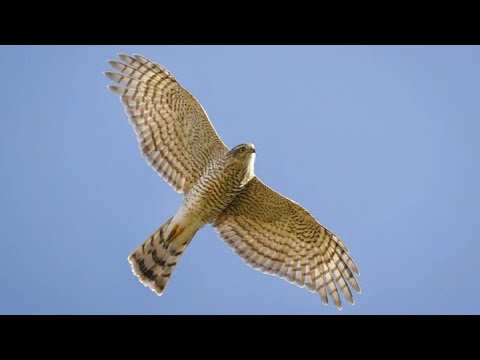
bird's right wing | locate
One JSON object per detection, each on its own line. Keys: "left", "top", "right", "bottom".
{"left": 105, "top": 54, "right": 229, "bottom": 194}
{"left": 213, "top": 177, "right": 360, "bottom": 309}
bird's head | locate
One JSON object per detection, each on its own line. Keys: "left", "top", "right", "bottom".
{"left": 226, "top": 143, "right": 256, "bottom": 184}
{"left": 228, "top": 143, "right": 256, "bottom": 160}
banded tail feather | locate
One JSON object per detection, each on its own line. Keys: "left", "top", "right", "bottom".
{"left": 128, "top": 217, "right": 196, "bottom": 296}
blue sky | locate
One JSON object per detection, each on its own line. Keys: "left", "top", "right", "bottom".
{"left": 1, "top": 45, "right": 479, "bottom": 314}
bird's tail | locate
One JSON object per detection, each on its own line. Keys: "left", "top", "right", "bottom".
{"left": 128, "top": 217, "right": 197, "bottom": 296}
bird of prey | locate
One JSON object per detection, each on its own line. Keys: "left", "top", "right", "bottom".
{"left": 105, "top": 54, "right": 360, "bottom": 309}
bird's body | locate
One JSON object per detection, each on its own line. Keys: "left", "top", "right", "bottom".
{"left": 180, "top": 144, "right": 256, "bottom": 225}
{"left": 129, "top": 143, "right": 256, "bottom": 295}
{"left": 106, "top": 54, "right": 360, "bottom": 309}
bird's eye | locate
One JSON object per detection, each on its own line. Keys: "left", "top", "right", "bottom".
{"left": 240, "top": 148, "right": 245, "bottom": 152}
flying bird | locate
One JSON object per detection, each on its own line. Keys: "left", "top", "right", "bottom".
{"left": 105, "top": 54, "right": 360, "bottom": 309}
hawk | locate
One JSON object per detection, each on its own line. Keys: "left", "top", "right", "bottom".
{"left": 105, "top": 54, "right": 360, "bottom": 309}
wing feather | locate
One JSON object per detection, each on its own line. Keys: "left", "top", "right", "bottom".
{"left": 106, "top": 54, "right": 228, "bottom": 194}
{"left": 213, "top": 177, "right": 360, "bottom": 309}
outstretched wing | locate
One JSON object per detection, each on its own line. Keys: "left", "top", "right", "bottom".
{"left": 213, "top": 177, "right": 360, "bottom": 309}
{"left": 105, "top": 54, "right": 228, "bottom": 194}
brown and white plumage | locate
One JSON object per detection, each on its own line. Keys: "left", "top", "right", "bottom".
{"left": 105, "top": 54, "right": 360, "bottom": 309}
{"left": 106, "top": 54, "right": 228, "bottom": 194}
{"left": 213, "top": 177, "right": 360, "bottom": 308}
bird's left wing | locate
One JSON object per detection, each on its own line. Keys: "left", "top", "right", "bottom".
{"left": 105, "top": 54, "right": 229, "bottom": 194}
{"left": 213, "top": 177, "right": 360, "bottom": 309}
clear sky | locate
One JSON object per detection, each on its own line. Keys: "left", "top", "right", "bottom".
{"left": 1, "top": 45, "right": 479, "bottom": 315}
